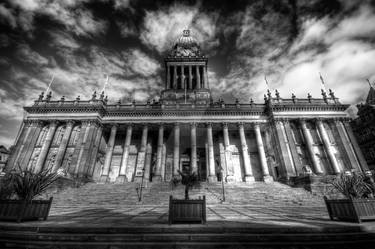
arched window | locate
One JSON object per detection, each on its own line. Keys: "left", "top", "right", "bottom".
{"left": 36, "top": 126, "right": 49, "bottom": 147}
{"left": 52, "top": 125, "right": 66, "bottom": 146}
{"left": 68, "top": 125, "right": 81, "bottom": 146}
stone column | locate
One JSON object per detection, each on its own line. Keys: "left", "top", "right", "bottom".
{"left": 202, "top": 65, "right": 206, "bottom": 88}
{"left": 300, "top": 119, "right": 323, "bottom": 174}
{"left": 316, "top": 119, "right": 340, "bottom": 174}
{"left": 190, "top": 123, "right": 198, "bottom": 174}
{"left": 53, "top": 120, "right": 74, "bottom": 172}
{"left": 254, "top": 123, "right": 273, "bottom": 182}
{"left": 138, "top": 125, "right": 149, "bottom": 181}
{"left": 173, "top": 65, "right": 177, "bottom": 89}
{"left": 166, "top": 65, "right": 170, "bottom": 89}
{"left": 335, "top": 120, "right": 368, "bottom": 172}
{"left": 100, "top": 124, "right": 118, "bottom": 181}
{"left": 196, "top": 66, "right": 201, "bottom": 89}
{"left": 223, "top": 123, "right": 234, "bottom": 181}
{"left": 238, "top": 123, "right": 254, "bottom": 182}
{"left": 118, "top": 124, "right": 132, "bottom": 183}
{"left": 87, "top": 124, "right": 103, "bottom": 177}
{"left": 181, "top": 65, "right": 185, "bottom": 89}
{"left": 9, "top": 121, "right": 33, "bottom": 170}
{"left": 188, "top": 65, "right": 192, "bottom": 89}
{"left": 205, "top": 66, "right": 209, "bottom": 89}
{"left": 207, "top": 123, "right": 216, "bottom": 182}
{"left": 34, "top": 121, "right": 58, "bottom": 173}
{"left": 173, "top": 123, "right": 180, "bottom": 176}
{"left": 154, "top": 124, "right": 164, "bottom": 181}
{"left": 76, "top": 121, "right": 96, "bottom": 177}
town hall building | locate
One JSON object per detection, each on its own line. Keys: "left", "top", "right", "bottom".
{"left": 5, "top": 30, "right": 369, "bottom": 185}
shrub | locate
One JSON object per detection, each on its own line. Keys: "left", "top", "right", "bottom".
{"left": 0, "top": 167, "right": 58, "bottom": 201}
{"left": 332, "top": 172, "right": 374, "bottom": 199}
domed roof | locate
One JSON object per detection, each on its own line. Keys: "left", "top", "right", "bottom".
{"left": 169, "top": 30, "right": 202, "bottom": 57}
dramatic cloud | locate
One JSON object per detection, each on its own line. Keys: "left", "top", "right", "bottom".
{"left": 0, "top": 0, "right": 374, "bottom": 148}
{"left": 140, "top": 4, "right": 219, "bottom": 53}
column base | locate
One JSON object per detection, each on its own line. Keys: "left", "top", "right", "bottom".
{"left": 263, "top": 175, "right": 274, "bottom": 183}
{"left": 99, "top": 175, "right": 108, "bottom": 183}
{"left": 225, "top": 175, "right": 235, "bottom": 183}
{"left": 115, "top": 175, "right": 127, "bottom": 184}
{"left": 208, "top": 176, "right": 217, "bottom": 182}
{"left": 152, "top": 175, "right": 163, "bottom": 182}
{"left": 244, "top": 176, "right": 255, "bottom": 183}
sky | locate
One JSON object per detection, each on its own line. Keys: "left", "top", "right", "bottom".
{"left": 0, "top": 0, "right": 375, "bottom": 148}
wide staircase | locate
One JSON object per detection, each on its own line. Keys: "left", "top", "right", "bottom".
{"left": 50, "top": 181, "right": 324, "bottom": 210}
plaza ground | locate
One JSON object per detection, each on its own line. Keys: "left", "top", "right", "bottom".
{"left": 1, "top": 181, "right": 375, "bottom": 248}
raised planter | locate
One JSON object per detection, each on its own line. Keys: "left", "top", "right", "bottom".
{"left": 324, "top": 196, "right": 375, "bottom": 223}
{"left": 0, "top": 197, "right": 53, "bottom": 222}
{"left": 169, "top": 195, "right": 206, "bottom": 224}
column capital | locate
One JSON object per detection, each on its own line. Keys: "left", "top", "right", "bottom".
{"left": 158, "top": 123, "right": 164, "bottom": 128}
{"left": 253, "top": 122, "right": 261, "bottom": 128}
{"left": 237, "top": 122, "right": 244, "bottom": 128}
{"left": 190, "top": 122, "right": 197, "bottom": 127}
{"left": 49, "top": 120, "right": 59, "bottom": 127}
{"left": 222, "top": 122, "right": 228, "bottom": 128}
{"left": 206, "top": 122, "right": 212, "bottom": 128}
{"left": 66, "top": 120, "right": 75, "bottom": 126}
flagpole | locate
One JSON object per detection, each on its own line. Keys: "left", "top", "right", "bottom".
{"left": 264, "top": 75, "right": 270, "bottom": 90}
{"left": 46, "top": 74, "right": 55, "bottom": 93}
{"left": 367, "top": 79, "right": 373, "bottom": 88}
{"left": 319, "top": 72, "right": 327, "bottom": 92}
{"left": 102, "top": 74, "right": 109, "bottom": 93}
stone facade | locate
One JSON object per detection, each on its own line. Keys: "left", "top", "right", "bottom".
{"left": 351, "top": 86, "right": 375, "bottom": 171}
{"left": 0, "top": 145, "right": 9, "bottom": 172}
{"left": 5, "top": 30, "right": 369, "bottom": 183}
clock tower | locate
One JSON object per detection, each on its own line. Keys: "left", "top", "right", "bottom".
{"left": 161, "top": 29, "right": 211, "bottom": 104}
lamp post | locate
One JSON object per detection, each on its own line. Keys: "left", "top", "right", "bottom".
{"left": 138, "top": 167, "right": 145, "bottom": 202}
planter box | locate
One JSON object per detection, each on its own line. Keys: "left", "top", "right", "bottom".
{"left": 169, "top": 195, "right": 206, "bottom": 224}
{"left": 324, "top": 196, "right": 375, "bottom": 223}
{"left": 0, "top": 197, "right": 53, "bottom": 222}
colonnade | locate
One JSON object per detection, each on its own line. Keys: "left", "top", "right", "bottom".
{"left": 101, "top": 122, "right": 271, "bottom": 183}
{"left": 8, "top": 117, "right": 367, "bottom": 183}
{"left": 275, "top": 118, "right": 365, "bottom": 176}
{"left": 166, "top": 64, "right": 208, "bottom": 90}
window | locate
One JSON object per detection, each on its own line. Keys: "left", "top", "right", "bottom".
{"left": 68, "top": 126, "right": 81, "bottom": 146}
{"left": 36, "top": 126, "right": 49, "bottom": 147}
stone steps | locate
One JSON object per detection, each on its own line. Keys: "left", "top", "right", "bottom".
{"left": 49, "top": 181, "right": 324, "bottom": 210}
{"left": 0, "top": 224, "right": 374, "bottom": 249}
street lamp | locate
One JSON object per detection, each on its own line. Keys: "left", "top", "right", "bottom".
{"left": 221, "top": 167, "right": 225, "bottom": 203}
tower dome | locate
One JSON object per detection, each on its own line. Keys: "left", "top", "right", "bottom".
{"left": 169, "top": 29, "right": 201, "bottom": 57}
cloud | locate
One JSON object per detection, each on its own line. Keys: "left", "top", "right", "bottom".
{"left": 140, "top": 4, "right": 219, "bottom": 54}
{"left": 117, "top": 20, "right": 137, "bottom": 37}
{"left": 6, "top": 0, "right": 108, "bottom": 37}
{"left": 122, "top": 49, "right": 160, "bottom": 77}
{"left": 0, "top": 4, "right": 17, "bottom": 28}
{"left": 16, "top": 44, "right": 49, "bottom": 66}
